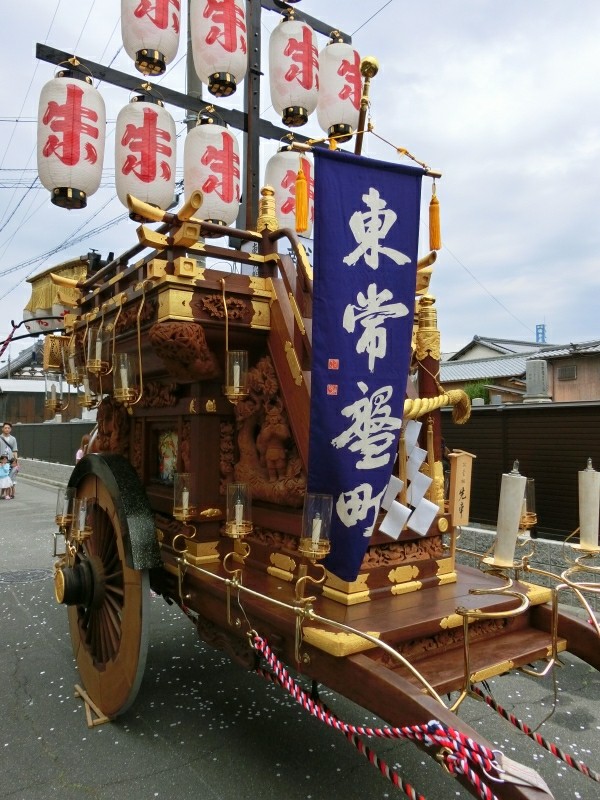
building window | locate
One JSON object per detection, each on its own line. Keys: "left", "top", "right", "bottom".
{"left": 557, "top": 364, "right": 577, "bottom": 381}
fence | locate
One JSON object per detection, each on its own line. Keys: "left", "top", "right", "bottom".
{"left": 442, "top": 401, "right": 600, "bottom": 539}
{"left": 12, "top": 421, "right": 95, "bottom": 467}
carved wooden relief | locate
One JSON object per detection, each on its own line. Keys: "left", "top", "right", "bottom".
{"left": 231, "top": 356, "right": 306, "bottom": 507}
{"left": 95, "top": 396, "right": 131, "bottom": 455}
{"left": 363, "top": 536, "right": 446, "bottom": 568}
{"left": 196, "top": 292, "right": 252, "bottom": 323}
{"left": 138, "top": 380, "right": 180, "bottom": 408}
{"left": 149, "top": 321, "right": 220, "bottom": 381}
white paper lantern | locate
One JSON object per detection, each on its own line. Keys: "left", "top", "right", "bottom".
{"left": 184, "top": 118, "right": 241, "bottom": 228}
{"left": 264, "top": 149, "right": 314, "bottom": 235}
{"left": 269, "top": 14, "right": 318, "bottom": 127}
{"left": 37, "top": 72, "right": 105, "bottom": 209}
{"left": 115, "top": 96, "right": 177, "bottom": 213}
{"left": 317, "top": 39, "right": 362, "bottom": 143}
{"left": 121, "top": 0, "right": 181, "bottom": 75}
{"left": 190, "top": 0, "right": 248, "bottom": 97}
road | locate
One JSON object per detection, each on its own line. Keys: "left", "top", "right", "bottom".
{"left": 1, "top": 478, "right": 599, "bottom": 799}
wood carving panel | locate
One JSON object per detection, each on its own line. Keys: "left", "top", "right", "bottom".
{"left": 149, "top": 321, "right": 220, "bottom": 381}
{"left": 232, "top": 356, "right": 306, "bottom": 507}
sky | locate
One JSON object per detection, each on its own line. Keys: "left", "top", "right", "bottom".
{"left": 1, "top": 0, "right": 599, "bottom": 362}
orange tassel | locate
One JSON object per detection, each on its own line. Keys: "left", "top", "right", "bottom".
{"left": 429, "top": 183, "right": 442, "bottom": 251}
{"left": 295, "top": 164, "right": 308, "bottom": 233}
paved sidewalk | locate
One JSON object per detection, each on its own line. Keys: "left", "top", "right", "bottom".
{"left": 1, "top": 481, "right": 599, "bottom": 800}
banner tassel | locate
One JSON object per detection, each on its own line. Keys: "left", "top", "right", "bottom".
{"left": 295, "top": 165, "right": 308, "bottom": 233}
{"left": 429, "top": 182, "right": 442, "bottom": 251}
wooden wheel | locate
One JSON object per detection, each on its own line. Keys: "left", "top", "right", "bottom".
{"left": 56, "top": 455, "right": 156, "bottom": 718}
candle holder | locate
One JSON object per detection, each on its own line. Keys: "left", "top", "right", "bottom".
{"left": 44, "top": 370, "right": 71, "bottom": 414}
{"left": 220, "top": 278, "right": 249, "bottom": 405}
{"left": 76, "top": 366, "right": 98, "bottom": 409}
{"left": 297, "top": 493, "right": 333, "bottom": 561}
{"left": 55, "top": 486, "right": 75, "bottom": 528}
{"left": 71, "top": 497, "right": 94, "bottom": 543}
{"left": 87, "top": 325, "right": 109, "bottom": 375}
{"left": 519, "top": 477, "right": 537, "bottom": 532}
{"left": 223, "top": 350, "right": 249, "bottom": 405}
{"left": 224, "top": 482, "right": 253, "bottom": 538}
{"left": 113, "top": 352, "right": 139, "bottom": 405}
{"left": 62, "top": 335, "right": 80, "bottom": 386}
{"left": 173, "top": 473, "right": 197, "bottom": 522}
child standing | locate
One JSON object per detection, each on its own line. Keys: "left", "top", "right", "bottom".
{"left": 0, "top": 455, "right": 13, "bottom": 499}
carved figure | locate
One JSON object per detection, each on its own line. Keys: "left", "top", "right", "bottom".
{"left": 256, "top": 404, "right": 291, "bottom": 481}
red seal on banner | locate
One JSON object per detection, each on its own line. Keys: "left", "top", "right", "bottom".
{"left": 326, "top": 384, "right": 338, "bottom": 396}
{"left": 328, "top": 358, "right": 339, "bottom": 370}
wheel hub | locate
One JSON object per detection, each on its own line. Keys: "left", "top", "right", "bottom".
{"left": 54, "top": 555, "right": 106, "bottom": 610}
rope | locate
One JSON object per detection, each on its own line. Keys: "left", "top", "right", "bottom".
{"left": 257, "top": 666, "right": 425, "bottom": 800}
{"left": 252, "top": 634, "right": 501, "bottom": 800}
{"left": 472, "top": 685, "right": 600, "bottom": 783}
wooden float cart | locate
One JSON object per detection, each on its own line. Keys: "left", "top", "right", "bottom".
{"left": 42, "top": 187, "right": 600, "bottom": 800}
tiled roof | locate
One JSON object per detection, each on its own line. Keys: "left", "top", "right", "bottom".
{"left": 0, "top": 342, "right": 43, "bottom": 379}
{"left": 531, "top": 340, "right": 600, "bottom": 360}
{"left": 440, "top": 354, "right": 528, "bottom": 382}
{"left": 448, "top": 335, "right": 555, "bottom": 361}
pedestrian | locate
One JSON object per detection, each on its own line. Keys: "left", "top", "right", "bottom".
{"left": 0, "top": 455, "right": 13, "bottom": 499}
{"left": 76, "top": 433, "right": 90, "bottom": 463}
{"left": 0, "top": 422, "right": 18, "bottom": 499}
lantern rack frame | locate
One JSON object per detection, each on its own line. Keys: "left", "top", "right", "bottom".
{"left": 36, "top": 1, "right": 351, "bottom": 232}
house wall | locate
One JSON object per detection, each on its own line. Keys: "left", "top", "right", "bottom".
{"left": 548, "top": 355, "right": 600, "bottom": 402}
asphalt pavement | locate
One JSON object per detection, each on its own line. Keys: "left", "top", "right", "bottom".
{"left": 1, "top": 479, "right": 600, "bottom": 800}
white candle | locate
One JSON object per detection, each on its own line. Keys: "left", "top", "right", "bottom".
{"left": 120, "top": 365, "right": 129, "bottom": 393}
{"left": 311, "top": 514, "right": 322, "bottom": 547}
{"left": 182, "top": 488, "right": 189, "bottom": 514}
{"left": 494, "top": 469, "right": 527, "bottom": 566}
{"left": 62, "top": 493, "right": 70, "bottom": 518}
{"left": 95, "top": 338, "right": 102, "bottom": 361}
{"left": 579, "top": 459, "right": 600, "bottom": 549}
{"left": 50, "top": 383, "right": 57, "bottom": 405}
{"left": 78, "top": 503, "right": 87, "bottom": 531}
{"left": 83, "top": 376, "right": 90, "bottom": 396}
{"left": 235, "top": 501, "right": 243, "bottom": 528}
{"left": 233, "top": 361, "right": 240, "bottom": 390}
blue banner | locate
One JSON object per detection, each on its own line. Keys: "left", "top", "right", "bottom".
{"left": 309, "top": 148, "right": 424, "bottom": 581}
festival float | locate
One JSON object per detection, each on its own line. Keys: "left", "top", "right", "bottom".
{"left": 16, "top": 2, "right": 600, "bottom": 798}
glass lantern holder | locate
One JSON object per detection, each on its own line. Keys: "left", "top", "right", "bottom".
{"left": 44, "top": 370, "right": 65, "bottom": 413}
{"left": 224, "top": 482, "right": 253, "bottom": 538}
{"left": 298, "top": 493, "right": 333, "bottom": 560}
{"left": 71, "top": 496, "right": 94, "bottom": 543}
{"left": 520, "top": 477, "right": 537, "bottom": 532}
{"left": 62, "top": 336, "right": 80, "bottom": 386}
{"left": 223, "top": 350, "right": 249, "bottom": 405}
{"left": 173, "top": 473, "right": 197, "bottom": 522}
{"left": 87, "top": 325, "right": 109, "bottom": 375}
{"left": 113, "top": 352, "right": 138, "bottom": 404}
{"left": 76, "top": 366, "right": 97, "bottom": 409}
{"left": 55, "top": 486, "right": 75, "bottom": 528}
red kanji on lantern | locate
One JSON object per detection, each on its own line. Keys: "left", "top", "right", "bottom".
{"left": 184, "top": 119, "right": 241, "bottom": 226}
{"left": 191, "top": 0, "right": 248, "bottom": 97}
{"left": 269, "top": 14, "right": 319, "bottom": 127}
{"left": 317, "top": 39, "right": 362, "bottom": 143}
{"left": 37, "top": 71, "right": 106, "bottom": 209}
{"left": 264, "top": 149, "right": 314, "bottom": 235}
{"left": 115, "top": 96, "right": 176, "bottom": 211}
{"left": 134, "top": 0, "right": 180, "bottom": 32}
{"left": 122, "top": 0, "right": 181, "bottom": 74}
{"left": 121, "top": 106, "right": 173, "bottom": 183}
